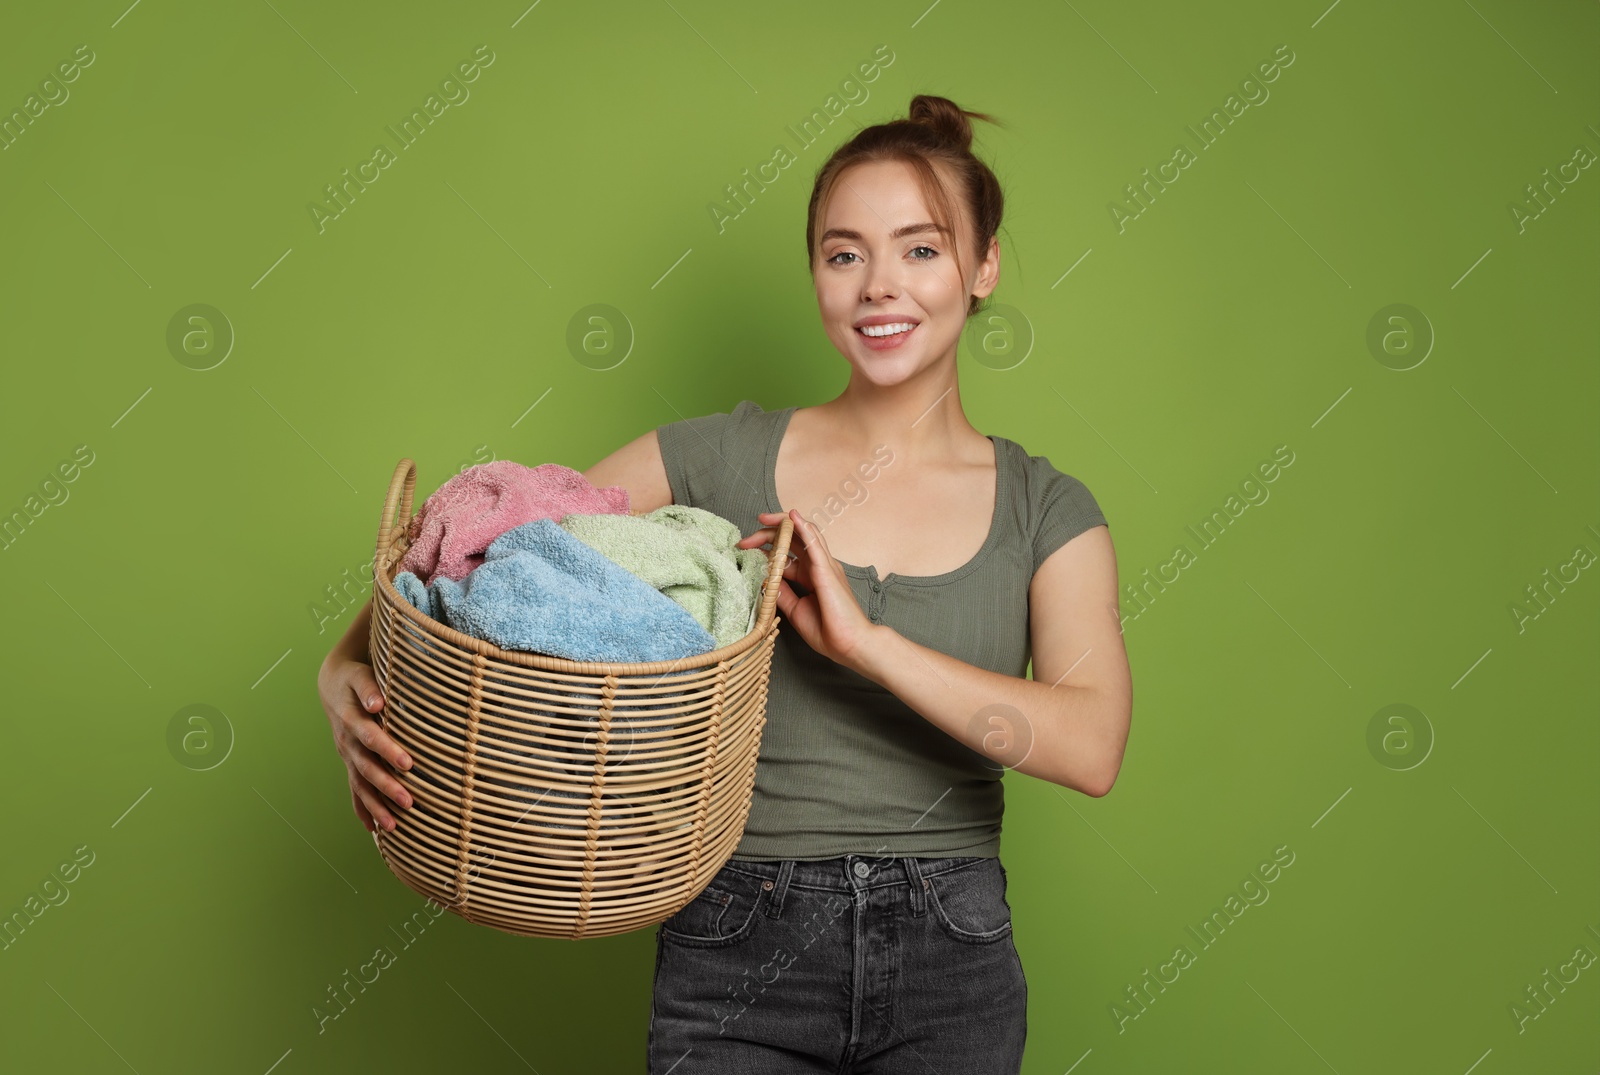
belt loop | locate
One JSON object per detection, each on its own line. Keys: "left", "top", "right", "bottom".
{"left": 765, "top": 860, "right": 795, "bottom": 919}
{"left": 902, "top": 856, "right": 927, "bottom": 916}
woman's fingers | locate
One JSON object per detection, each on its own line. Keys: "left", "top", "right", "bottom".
{"left": 336, "top": 692, "right": 414, "bottom": 812}
{"left": 738, "top": 511, "right": 798, "bottom": 549}
{"left": 351, "top": 773, "right": 398, "bottom": 832}
{"left": 344, "top": 691, "right": 412, "bottom": 773}
{"left": 350, "top": 785, "right": 378, "bottom": 833}
{"left": 350, "top": 662, "right": 385, "bottom": 715}
{"left": 319, "top": 656, "right": 406, "bottom": 834}
{"left": 788, "top": 509, "right": 822, "bottom": 549}
{"left": 347, "top": 733, "right": 414, "bottom": 811}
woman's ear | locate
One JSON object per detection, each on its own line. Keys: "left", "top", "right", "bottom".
{"left": 972, "top": 235, "right": 1001, "bottom": 300}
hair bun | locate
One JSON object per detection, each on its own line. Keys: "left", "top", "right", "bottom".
{"left": 907, "top": 94, "right": 983, "bottom": 149}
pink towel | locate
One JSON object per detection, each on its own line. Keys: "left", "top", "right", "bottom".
{"left": 399, "top": 461, "right": 631, "bottom": 583}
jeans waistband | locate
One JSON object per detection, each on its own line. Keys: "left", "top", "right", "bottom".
{"left": 717, "top": 854, "right": 994, "bottom": 921}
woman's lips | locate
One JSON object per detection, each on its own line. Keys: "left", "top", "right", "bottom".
{"left": 854, "top": 322, "right": 918, "bottom": 351}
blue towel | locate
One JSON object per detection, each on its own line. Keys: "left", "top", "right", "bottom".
{"left": 392, "top": 518, "right": 717, "bottom": 663}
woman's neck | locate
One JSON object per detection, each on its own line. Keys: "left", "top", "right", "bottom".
{"left": 818, "top": 374, "right": 984, "bottom": 462}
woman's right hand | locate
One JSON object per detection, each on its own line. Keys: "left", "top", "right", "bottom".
{"left": 318, "top": 644, "right": 414, "bottom": 833}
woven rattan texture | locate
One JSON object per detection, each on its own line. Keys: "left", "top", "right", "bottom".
{"left": 367, "top": 459, "right": 792, "bottom": 939}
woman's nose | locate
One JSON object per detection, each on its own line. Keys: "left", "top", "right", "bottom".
{"left": 861, "top": 274, "right": 899, "bottom": 302}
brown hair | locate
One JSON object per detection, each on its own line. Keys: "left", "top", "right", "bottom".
{"left": 805, "top": 94, "right": 1006, "bottom": 318}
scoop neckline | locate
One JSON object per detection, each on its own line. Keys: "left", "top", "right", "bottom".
{"left": 763, "top": 404, "right": 1007, "bottom": 588}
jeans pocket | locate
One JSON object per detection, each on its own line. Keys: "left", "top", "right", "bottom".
{"left": 925, "top": 858, "right": 1013, "bottom": 945}
{"left": 659, "top": 868, "right": 768, "bottom": 948}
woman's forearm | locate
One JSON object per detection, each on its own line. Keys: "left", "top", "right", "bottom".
{"left": 327, "top": 597, "right": 374, "bottom": 666}
{"left": 849, "top": 624, "right": 1127, "bottom": 796}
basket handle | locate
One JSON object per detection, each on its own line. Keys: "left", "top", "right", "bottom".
{"left": 376, "top": 458, "right": 417, "bottom": 573}
{"left": 753, "top": 512, "right": 795, "bottom": 632}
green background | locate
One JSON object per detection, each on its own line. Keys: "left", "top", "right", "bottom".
{"left": 2, "top": 1, "right": 1596, "bottom": 1072}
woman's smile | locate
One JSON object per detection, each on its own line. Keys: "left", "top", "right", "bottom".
{"left": 854, "top": 320, "right": 921, "bottom": 351}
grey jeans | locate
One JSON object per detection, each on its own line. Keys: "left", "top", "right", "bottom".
{"left": 647, "top": 854, "right": 1027, "bottom": 1073}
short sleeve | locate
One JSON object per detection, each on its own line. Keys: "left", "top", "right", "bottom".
{"left": 1029, "top": 457, "right": 1108, "bottom": 575}
{"left": 655, "top": 400, "right": 766, "bottom": 514}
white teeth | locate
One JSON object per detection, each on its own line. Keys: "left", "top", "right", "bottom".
{"left": 859, "top": 322, "right": 915, "bottom": 337}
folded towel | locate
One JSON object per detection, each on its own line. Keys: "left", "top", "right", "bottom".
{"left": 393, "top": 518, "right": 718, "bottom": 663}
{"left": 557, "top": 504, "right": 769, "bottom": 649}
{"left": 399, "top": 460, "right": 632, "bottom": 584}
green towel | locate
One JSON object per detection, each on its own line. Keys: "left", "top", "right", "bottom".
{"left": 557, "top": 504, "right": 770, "bottom": 648}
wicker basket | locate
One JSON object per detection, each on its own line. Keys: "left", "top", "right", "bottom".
{"left": 366, "top": 458, "right": 792, "bottom": 939}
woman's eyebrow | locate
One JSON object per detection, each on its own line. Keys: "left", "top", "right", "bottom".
{"left": 820, "top": 221, "right": 946, "bottom": 243}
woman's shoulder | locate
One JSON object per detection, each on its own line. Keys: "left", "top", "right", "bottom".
{"left": 655, "top": 400, "right": 790, "bottom": 513}
{"left": 993, "top": 434, "right": 1094, "bottom": 492}
{"left": 655, "top": 399, "right": 787, "bottom": 476}
{"left": 995, "top": 436, "right": 1108, "bottom": 567}
{"left": 658, "top": 399, "right": 765, "bottom": 438}
{"left": 718, "top": 399, "right": 800, "bottom": 444}
{"left": 663, "top": 398, "right": 781, "bottom": 429}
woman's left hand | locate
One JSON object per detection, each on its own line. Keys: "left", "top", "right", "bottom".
{"left": 738, "top": 509, "right": 880, "bottom": 674}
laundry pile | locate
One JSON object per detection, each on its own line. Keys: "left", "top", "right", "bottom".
{"left": 387, "top": 459, "right": 772, "bottom": 839}
{"left": 392, "top": 460, "right": 770, "bottom": 663}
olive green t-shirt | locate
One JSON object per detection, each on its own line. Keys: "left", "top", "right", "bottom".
{"left": 656, "top": 400, "right": 1108, "bottom": 861}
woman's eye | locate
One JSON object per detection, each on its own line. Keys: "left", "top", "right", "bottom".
{"left": 827, "top": 247, "right": 936, "bottom": 265}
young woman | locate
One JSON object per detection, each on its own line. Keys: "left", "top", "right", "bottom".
{"left": 318, "top": 94, "right": 1131, "bottom": 1073}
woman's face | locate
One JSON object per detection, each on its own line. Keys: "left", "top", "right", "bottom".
{"left": 813, "top": 158, "right": 998, "bottom": 387}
